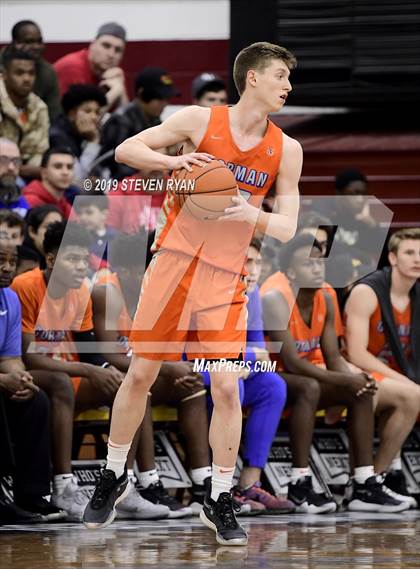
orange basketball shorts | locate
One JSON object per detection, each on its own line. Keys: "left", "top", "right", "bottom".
{"left": 129, "top": 250, "right": 248, "bottom": 360}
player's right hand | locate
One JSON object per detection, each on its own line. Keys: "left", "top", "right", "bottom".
{"left": 344, "top": 372, "right": 377, "bottom": 397}
{"left": 88, "top": 365, "right": 123, "bottom": 397}
{"left": 2, "top": 371, "right": 39, "bottom": 400}
{"left": 168, "top": 153, "right": 214, "bottom": 172}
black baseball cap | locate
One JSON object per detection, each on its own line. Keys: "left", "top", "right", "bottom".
{"left": 192, "top": 72, "right": 226, "bottom": 99}
{"left": 134, "top": 67, "right": 180, "bottom": 99}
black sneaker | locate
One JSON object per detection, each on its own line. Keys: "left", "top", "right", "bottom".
{"left": 139, "top": 480, "right": 192, "bottom": 519}
{"left": 384, "top": 470, "right": 418, "bottom": 509}
{"left": 14, "top": 497, "right": 66, "bottom": 522}
{"left": 188, "top": 476, "right": 211, "bottom": 515}
{"left": 200, "top": 491, "right": 248, "bottom": 546}
{"left": 288, "top": 476, "right": 337, "bottom": 514}
{"left": 347, "top": 475, "right": 409, "bottom": 513}
{"left": 0, "top": 500, "right": 43, "bottom": 525}
{"left": 83, "top": 468, "right": 129, "bottom": 529}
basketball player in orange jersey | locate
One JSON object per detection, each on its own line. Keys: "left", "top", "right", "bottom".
{"left": 83, "top": 42, "right": 301, "bottom": 545}
{"left": 262, "top": 234, "right": 409, "bottom": 513}
{"left": 344, "top": 228, "right": 420, "bottom": 505}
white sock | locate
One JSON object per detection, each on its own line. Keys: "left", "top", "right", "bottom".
{"left": 354, "top": 465, "right": 375, "bottom": 484}
{"left": 53, "top": 473, "right": 73, "bottom": 495}
{"left": 138, "top": 469, "right": 159, "bottom": 488}
{"left": 190, "top": 466, "right": 212, "bottom": 486}
{"left": 127, "top": 468, "right": 136, "bottom": 484}
{"left": 106, "top": 439, "right": 132, "bottom": 479}
{"left": 390, "top": 457, "right": 402, "bottom": 471}
{"left": 291, "top": 467, "right": 310, "bottom": 484}
{"left": 211, "top": 463, "right": 234, "bottom": 501}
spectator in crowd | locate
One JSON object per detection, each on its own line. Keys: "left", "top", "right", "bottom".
{"left": 50, "top": 85, "right": 106, "bottom": 186}
{"left": 11, "top": 221, "right": 133, "bottom": 520}
{"left": 23, "top": 147, "right": 75, "bottom": 218}
{"left": 91, "top": 232, "right": 212, "bottom": 518}
{"left": 0, "top": 239, "right": 65, "bottom": 522}
{"left": 24, "top": 204, "right": 63, "bottom": 266}
{"left": 100, "top": 67, "right": 179, "bottom": 179}
{"left": 54, "top": 22, "right": 128, "bottom": 111}
{"left": 345, "top": 227, "right": 420, "bottom": 505}
{"left": 16, "top": 244, "right": 40, "bottom": 276}
{"left": 0, "top": 210, "right": 24, "bottom": 246}
{"left": 0, "top": 20, "right": 61, "bottom": 121}
{"left": 200, "top": 239, "right": 294, "bottom": 514}
{"left": 23, "top": 204, "right": 63, "bottom": 266}
{"left": 332, "top": 168, "right": 381, "bottom": 265}
{"left": 192, "top": 73, "right": 227, "bottom": 107}
{"left": 0, "top": 46, "right": 49, "bottom": 180}
{"left": 73, "top": 193, "right": 117, "bottom": 271}
{"left": 297, "top": 211, "right": 334, "bottom": 257}
{"left": 0, "top": 139, "right": 30, "bottom": 217}
{"left": 106, "top": 169, "right": 166, "bottom": 234}
{"left": 262, "top": 234, "right": 409, "bottom": 514}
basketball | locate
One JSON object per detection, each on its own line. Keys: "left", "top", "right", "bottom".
{"left": 172, "top": 160, "right": 238, "bottom": 220}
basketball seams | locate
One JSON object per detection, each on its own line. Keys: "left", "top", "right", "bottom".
{"left": 171, "top": 159, "right": 238, "bottom": 219}
{"left": 185, "top": 165, "right": 230, "bottom": 185}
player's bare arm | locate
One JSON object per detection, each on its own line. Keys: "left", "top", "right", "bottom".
{"left": 320, "top": 293, "right": 377, "bottom": 396}
{"left": 220, "top": 133, "right": 301, "bottom": 242}
{"left": 115, "top": 105, "right": 214, "bottom": 172}
{"left": 345, "top": 284, "right": 408, "bottom": 382}
{"left": 262, "top": 290, "right": 372, "bottom": 394}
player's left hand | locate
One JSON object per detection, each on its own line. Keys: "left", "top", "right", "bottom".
{"left": 219, "top": 195, "right": 259, "bottom": 225}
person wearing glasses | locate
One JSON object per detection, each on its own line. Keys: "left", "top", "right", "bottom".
{"left": 0, "top": 138, "right": 29, "bottom": 218}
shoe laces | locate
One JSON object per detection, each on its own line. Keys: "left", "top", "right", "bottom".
{"left": 215, "top": 493, "right": 240, "bottom": 529}
{"left": 91, "top": 470, "right": 117, "bottom": 509}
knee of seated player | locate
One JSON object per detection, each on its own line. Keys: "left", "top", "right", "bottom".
{"left": 299, "top": 376, "right": 321, "bottom": 403}
{"left": 52, "top": 372, "right": 75, "bottom": 404}
{"left": 394, "top": 382, "right": 420, "bottom": 413}
{"left": 262, "top": 372, "right": 287, "bottom": 400}
{"left": 33, "top": 370, "right": 75, "bottom": 406}
{"left": 378, "top": 377, "right": 420, "bottom": 412}
{"left": 32, "top": 387, "right": 50, "bottom": 414}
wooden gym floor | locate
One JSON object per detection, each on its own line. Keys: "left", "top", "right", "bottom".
{"left": 1, "top": 511, "right": 419, "bottom": 569}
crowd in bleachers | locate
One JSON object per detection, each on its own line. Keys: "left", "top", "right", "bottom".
{"left": 1, "top": 20, "right": 419, "bottom": 525}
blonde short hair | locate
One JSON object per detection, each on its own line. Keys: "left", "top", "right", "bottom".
{"left": 233, "top": 42, "right": 297, "bottom": 95}
{"left": 388, "top": 227, "right": 420, "bottom": 254}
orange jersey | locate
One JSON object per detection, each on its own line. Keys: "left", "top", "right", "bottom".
{"left": 260, "top": 271, "right": 343, "bottom": 338}
{"left": 95, "top": 272, "right": 132, "bottom": 352}
{"left": 153, "top": 105, "right": 283, "bottom": 274}
{"left": 367, "top": 301, "right": 411, "bottom": 371}
{"left": 11, "top": 267, "right": 93, "bottom": 362}
{"left": 277, "top": 288, "right": 327, "bottom": 370}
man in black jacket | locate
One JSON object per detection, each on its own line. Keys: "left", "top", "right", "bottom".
{"left": 100, "top": 67, "right": 179, "bottom": 179}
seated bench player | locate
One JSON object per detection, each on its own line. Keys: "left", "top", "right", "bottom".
{"left": 344, "top": 227, "right": 420, "bottom": 507}
{"left": 91, "top": 231, "right": 212, "bottom": 517}
{"left": 262, "top": 234, "right": 409, "bottom": 513}
{"left": 11, "top": 221, "right": 133, "bottom": 520}
{"left": 0, "top": 238, "right": 65, "bottom": 522}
